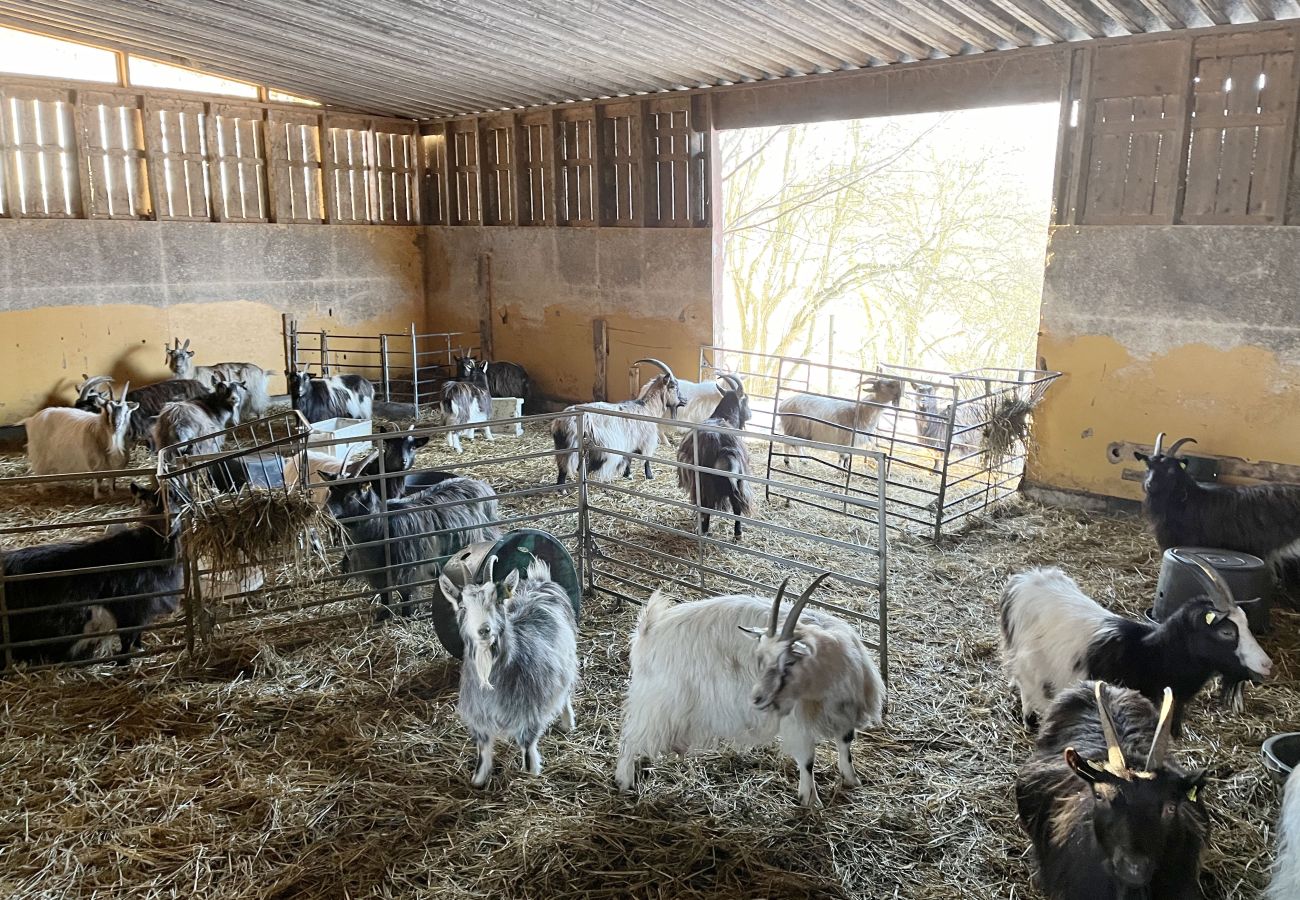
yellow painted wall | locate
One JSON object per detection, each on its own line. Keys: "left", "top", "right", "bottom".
{"left": 0, "top": 220, "right": 425, "bottom": 423}
{"left": 1028, "top": 226, "right": 1300, "bottom": 500}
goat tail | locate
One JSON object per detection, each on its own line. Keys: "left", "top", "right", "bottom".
{"left": 525, "top": 553, "right": 553, "bottom": 585}
{"left": 635, "top": 589, "right": 674, "bottom": 641}
{"left": 718, "top": 447, "right": 753, "bottom": 513}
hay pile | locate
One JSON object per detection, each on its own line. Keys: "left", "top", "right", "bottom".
{"left": 0, "top": 426, "right": 1295, "bottom": 899}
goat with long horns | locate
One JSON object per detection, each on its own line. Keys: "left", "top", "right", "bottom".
{"left": 616, "top": 573, "right": 885, "bottom": 807}
{"left": 1016, "top": 681, "right": 1210, "bottom": 899}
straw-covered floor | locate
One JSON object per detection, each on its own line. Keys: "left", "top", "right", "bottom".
{"left": 0, "top": 421, "right": 1295, "bottom": 900}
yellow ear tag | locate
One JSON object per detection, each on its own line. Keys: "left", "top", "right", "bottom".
{"left": 1187, "top": 785, "right": 1198, "bottom": 802}
{"left": 1205, "top": 611, "right": 1216, "bottom": 625}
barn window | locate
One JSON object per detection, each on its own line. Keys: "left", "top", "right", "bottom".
{"left": 145, "top": 99, "right": 211, "bottom": 220}
{"left": 646, "top": 97, "right": 703, "bottom": 226}
{"left": 267, "top": 89, "right": 321, "bottom": 107}
{"left": 600, "top": 102, "right": 641, "bottom": 226}
{"left": 517, "top": 112, "right": 551, "bottom": 225}
{"left": 209, "top": 104, "right": 268, "bottom": 222}
{"left": 447, "top": 120, "right": 482, "bottom": 225}
{"left": 325, "top": 120, "right": 373, "bottom": 223}
{"left": 0, "top": 25, "right": 118, "bottom": 83}
{"left": 481, "top": 118, "right": 515, "bottom": 225}
{"left": 421, "top": 128, "right": 446, "bottom": 224}
{"left": 555, "top": 108, "right": 596, "bottom": 225}
{"left": 1, "top": 86, "right": 81, "bottom": 217}
{"left": 267, "top": 110, "right": 324, "bottom": 223}
{"left": 372, "top": 123, "right": 419, "bottom": 224}
{"left": 77, "top": 92, "right": 150, "bottom": 219}
{"left": 128, "top": 56, "right": 259, "bottom": 100}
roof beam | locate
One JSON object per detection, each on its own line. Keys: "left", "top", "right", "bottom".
{"left": 1131, "top": 0, "right": 1186, "bottom": 28}
{"left": 1089, "top": 0, "right": 1144, "bottom": 33}
{"left": 980, "top": 1, "right": 1069, "bottom": 42}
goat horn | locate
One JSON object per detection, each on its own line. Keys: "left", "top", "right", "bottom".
{"left": 1167, "top": 437, "right": 1198, "bottom": 457}
{"left": 1181, "top": 551, "right": 1235, "bottom": 613}
{"left": 767, "top": 576, "right": 792, "bottom": 637}
{"left": 1094, "top": 681, "right": 1128, "bottom": 774}
{"left": 76, "top": 375, "right": 114, "bottom": 402}
{"left": 485, "top": 555, "right": 498, "bottom": 584}
{"left": 718, "top": 373, "right": 744, "bottom": 396}
{"left": 182, "top": 339, "right": 191, "bottom": 351}
{"left": 119, "top": 381, "right": 131, "bottom": 400}
{"left": 348, "top": 449, "right": 380, "bottom": 479}
{"left": 1152, "top": 432, "right": 1166, "bottom": 456}
{"left": 780, "top": 572, "right": 832, "bottom": 642}
{"left": 1144, "top": 687, "right": 1176, "bottom": 772}
{"left": 632, "top": 358, "right": 676, "bottom": 380}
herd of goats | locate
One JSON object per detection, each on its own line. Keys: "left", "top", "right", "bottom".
{"left": 2, "top": 341, "right": 1300, "bottom": 898}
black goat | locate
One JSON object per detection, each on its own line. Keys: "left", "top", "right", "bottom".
{"left": 676, "top": 375, "right": 753, "bottom": 540}
{"left": 1016, "top": 682, "right": 1209, "bottom": 900}
{"left": 0, "top": 482, "right": 182, "bottom": 665}
{"left": 1000, "top": 558, "right": 1272, "bottom": 735}
{"left": 324, "top": 472, "right": 500, "bottom": 620}
{"left": 285, "top": 369, "right": 374, "bottom": 424}
{"left": 456, "top": 356, "right": 531, "bottom": 405}
{"left": 1135, "top": 432, "right": 1300, "bottom": 596}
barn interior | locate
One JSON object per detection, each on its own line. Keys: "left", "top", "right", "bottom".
{"left": 0, "top": 3, "right": 1298, "bottom": 899}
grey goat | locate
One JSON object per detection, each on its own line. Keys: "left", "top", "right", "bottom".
{"left": 439, "top": 555, "right": 578, "bottom": 788}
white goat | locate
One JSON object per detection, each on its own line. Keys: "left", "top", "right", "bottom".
{"left": 1270, "top": 766, "right": 1300, "bottom": 900}
{"left": 439, "top": 555, "right": 578, "bottom": 787}
{"left": 24, "top": 383, "right": 137, "bottom": 499}
{"left": 777, "top": 379, "right": 904, "bottom": 468}
{"left": 166, "top": 338, "right": 271, "bottom": 420}
{"left": 441, "top": 358, "right": 494, "bottom": 453}
{"left": 552, "top": 358, "right": 683, "bottom": 485}
{"left": 615, "top": 573, "right": 885, "bottom": 807}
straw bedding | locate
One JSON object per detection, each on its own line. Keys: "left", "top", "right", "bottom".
{"left": 0, "top": 423, "right": 1295, "bottom": 900}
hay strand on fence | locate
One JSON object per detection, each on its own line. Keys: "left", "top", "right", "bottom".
{"left": 179, "top": 484, "right": 336, "bottom": 574}
{"left": 981, "top": 396, "right": 1035, "bottom": 462}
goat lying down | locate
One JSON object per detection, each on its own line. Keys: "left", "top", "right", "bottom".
{"left": 616, "top": 573, "right": 885, "bottom": 807}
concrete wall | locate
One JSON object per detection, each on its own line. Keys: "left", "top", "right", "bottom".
{"left": 425, "top": 226, "right": 714, "bottom": 403}
{"left": 1029, "top": 225, "right": 1300, "bottom": 500}
{"left": 0, "top": 220, "right": 425, "bottom": 422}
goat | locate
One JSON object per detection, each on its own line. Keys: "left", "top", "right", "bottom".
{"left": 279, "top": 424, "right": 431, "bottom": 505}
{"left": 120, "top": 378, "right": 209, "bottom": 446}
{"left": 152, "top": 382, "right": 243, "bottom": 455}
{"left": 673, "top": 373, "right": 751, "bottom": 429}
{"left": 72, "top": 375, "right": 113, "bottom": 413}
{"left": 1135, "top": 432, "right": 1300, "bottom": 595}
{"left": 324, "top": 472, "right": 500, "bottom": 621}
{"left": 456, "top": 356, "right": 531, "bottom": 407}
{"left": 442, "top": 358, "right": 494, "bottom": 453}
{"left": 677, "top": 375, "right": 754, "bottom": 540}
{"left": 0, "top": 481, "right": 182, "bottom": 664}
{"left": 1269, "top": 766, "right": 1300, "bottom": 900}
{"left": 165, "top": 338, "right": 271, "bottom": 419}
{"left": 1000, "top": 558, "right": 1272, "bottom": 736}
{"left": 911, "top": 382, "right": 981, "bottom": 469}
{"left": 551, "top": 358, "right": 684, "bottom": 485}
{"left": 1015, "top": 681, "right": 1209, "bottom": 900}
{"left": 285, "top": 368, "right": 374, "bottom": 424}
{"left": 777, "top": 379, "right": 904, "bottom": 469}
{"left": 439, "top": 554, "right": 578, "bottom": 787}
{"left": 615, "top": 573, "right": 885, "bottom": 807}
{"left": 23, "top": 382, "right": 137, "bottom": 500}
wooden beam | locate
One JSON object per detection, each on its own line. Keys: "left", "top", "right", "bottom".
{"left": 981, "top": 0, "right": 1067, "bottom": 42}
{"left": 1036, "top": 0, "right": 1103, "bottom": 38}
{"left": 853, "top": 0, "right": 967, "bottom": 56}
{"left": 1238, "top": 0, "right": 1272, "bottom": 23}
{"left": 1131, "top": 0, "right": 1185, "bottom": 29}
{"left": 934, "top": 0, "right": 1026, "bottom": 45}
{"left": 1088, "top": 0, "right": 1142, "bottom": 34}
{"left": 1183, "top": 0, "right": 1229, "bottom": 27}
{"left": 593, "top": 318, "right": 608, "bottom": 402}
{"left": 910, "top": 1, "right": 999, "bottom": 51}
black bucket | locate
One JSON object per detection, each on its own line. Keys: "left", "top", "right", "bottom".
{"left": 1263, "top": 732, "right": 1300, "bottom": 786}
{"left": 1154, "top": 547, "right": 1272, "bottom": 634}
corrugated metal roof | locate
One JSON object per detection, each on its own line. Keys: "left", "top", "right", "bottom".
{"left": 0, "top": 1, "right": 1291, "bottom": 119}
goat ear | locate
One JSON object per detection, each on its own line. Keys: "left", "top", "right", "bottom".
{"left": 790, "top": 638, "right": 811, "bottom": 658}
{"left": 1064, "top": 747, "right": 1118, "bottom": 786}
{"left": 501, "top": 567, "right": 521, "bottom": 597}
{"left": 737, "top": 625, "right": 765, "bottom": 638}
{"left": 411, "top": 435, "right": 430, "bottom": 449}
{"left": 127, "top": 402, "right": 140, "bottom": 412}
{"left": 438, "top": 574, "right": 461, "bottom": 608}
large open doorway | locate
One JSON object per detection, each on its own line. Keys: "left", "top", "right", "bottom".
{"left": 718, "top": 103, "right": 1060, "bottom": 375}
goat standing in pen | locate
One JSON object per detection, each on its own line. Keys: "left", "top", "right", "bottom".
{"left": 166, "top": 338, "right": 272, "bottom": 419}
{"left": 285, "top": 369, "right": 374, "bottom": 423}
{"left": 616, "top": 573, "right": 885, "bottom": 807}
{"left": 439, "top": 555, "right": 578, "bottom": 787}
{"left": 442, "top": 358, "right": 494, "bottom": 453}
{"left": 456, "top": 356, "right": 531, "bottom": 407}
{"left": 677, "top": 374, "right": 753, "bottom": 540}
{"left": 1015, "top": 681, "right": 1209, "bottom": 900}
{"left": 24, "top": 381, "right": 137, "bottom": 499}
{"left": 552, "top": 358, "right": 683, "bottom": 485}
{"left": 1135, "top": 432, "right": 1300, "bottom": 599}
{"left": 777, "top": 378, "right": 904, "bottom": 469}
{"left": 324, "top": 469, "right": 500, "bottom": 620}
{"left": 152, "top": 381, "right": 244, "bottom": 455}
{"left": 0, "top": 481, "right": 182, "bottom": 664}
{"left": 1270, "top": 766, "right": 1300, "bottom": 900}
{"left": 1000, "top": 556, "right": 1271, "bottom": 735}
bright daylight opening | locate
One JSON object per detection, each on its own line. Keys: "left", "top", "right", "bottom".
{"left": 719, "top": 103, "right": 1060, "bottom": 378}
{"left": 0, "top": 25, "right": 118, "bottom": 83}
{"left": 127, "top": 56, "right": 259, "bottom": 98}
